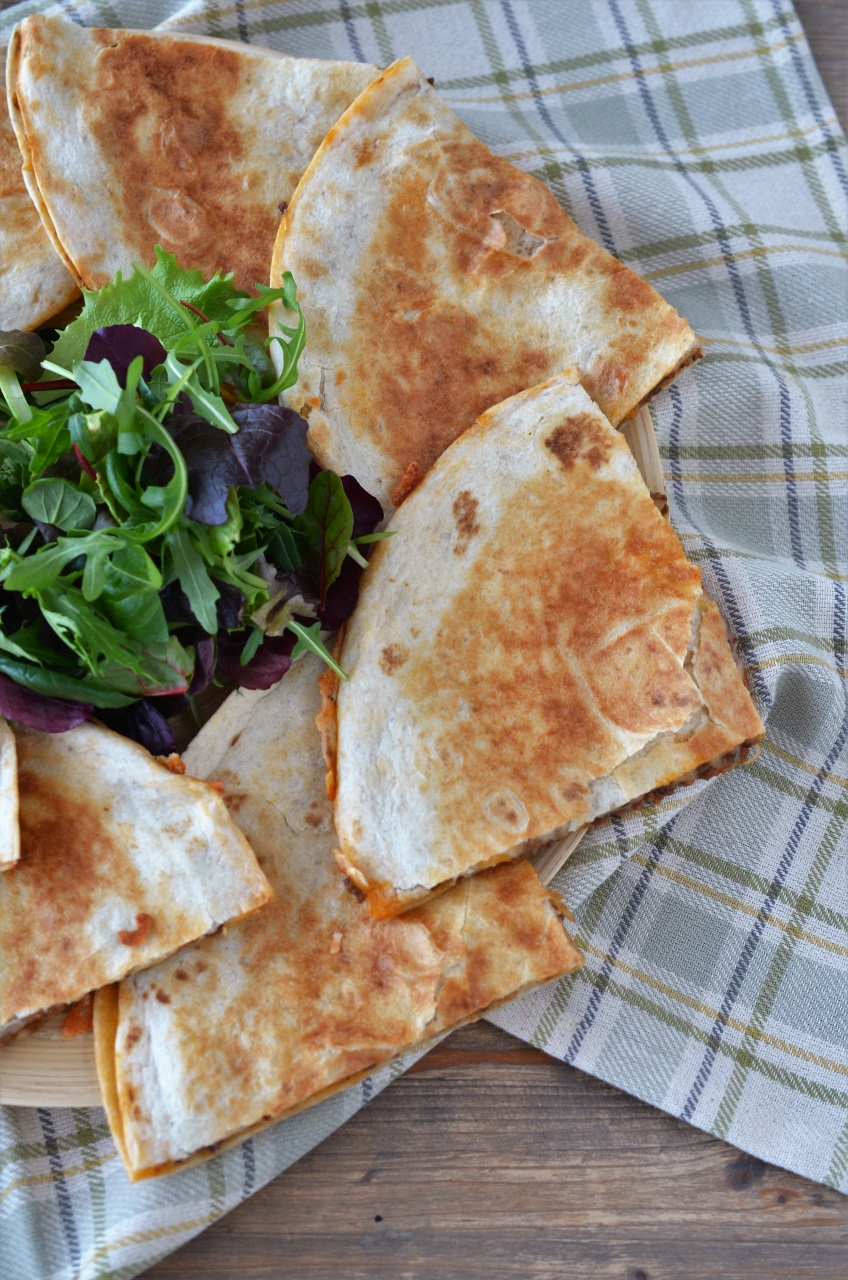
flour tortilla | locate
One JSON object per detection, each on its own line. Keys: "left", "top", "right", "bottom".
{"left": 94, "top": 654, "right": 582, "bottom": 1180}
{"left": 0, "top": 716, "right": 19, "bottom": 870}
{"left": 0, "top": 42, "right": 78, "bottom": 329}
{"left": 7, "top": 17, "right": 378, "bottom": 293}
{"left": 332, "top": 372, "right": 765, "bottom": 917}
{"left": 0, "top": 721, "right": 272, "bottom": 1042}
{"left": 270, "top": 56, "right": 701, "bottom": 513}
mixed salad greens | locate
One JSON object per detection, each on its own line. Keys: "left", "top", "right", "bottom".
{"left": 0, "top": 249, "right": 386, "bottom": 753}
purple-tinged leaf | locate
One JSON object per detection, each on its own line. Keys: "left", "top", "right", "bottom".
{"left": 147, "top": 692, "right": 188, "bottom": 718}
{"left": 98, "top": 699, "right": 177, "bottom": 755}
{"left": 150, "top": 406, "right": 311, "bottom": 525}
{"left": 217, "top": 628, "right": 296, "bottom": 690}
{"left": 318, "top": 555, "right": 364, "bottom": 631}
{"left": 84, "top": 326, "right": 167, "bottom": 388}
{"left": 341, "top": 475, "right": 382, "bottom": 540}
{"left": 159, "top": 579, "right": 244, "bottom": 633}
{"left": 213, "top": 581, "right": 245, "bottom": 630}
{"left": 0, "top": 672, "right": 91, "bottom": 732}
{"left": 230, "top": 404, "right": 311, "bottom": 515}
{"left": 188, "top": 637, "right": 216, "bottom": 695}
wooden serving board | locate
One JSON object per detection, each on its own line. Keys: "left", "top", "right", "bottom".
{"left": 0, "top": 407, "right": 665, "bottom": 1109}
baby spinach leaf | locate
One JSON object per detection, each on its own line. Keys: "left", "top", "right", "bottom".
{"left": 100, "top": 547, "right": 168, "bottom": 644}
{"left": 21, "top": 478, "right": 96, "bottom": 533}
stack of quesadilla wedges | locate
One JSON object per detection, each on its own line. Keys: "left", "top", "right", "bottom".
{"left": 0, "top": 719, "right": 272, "bottom": 1044}
{"left": 331, "top": 372, "right": 765, "bottom": 917}
{"left": 0, "top": 19, "right": 767, "bottom": 1193}
{"left": 6, "top": 17, "right": 378, "bottom": 297}
{"left": 270, "top": 57, "right": 702, "bottom": 513}
{"left": 94, "top": 653, "right": 583, "bottom": 1180}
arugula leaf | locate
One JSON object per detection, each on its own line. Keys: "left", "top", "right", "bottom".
{"left": 39, "top": 583, "right": 157, "bottom": 677}
{"left": 21, "top": 478, "right": 96, "bottom": 532}
{"left": 262, "top": 274, "right": 306, "bottom": 403}
{"left": 293, "top": 471, "right": 354, "bottom": 603}
{"left": 0, "top": 615, "right": 79, "bottom": 668}
{"left": 165, "top": 526, "right": 220, "bottom": 635}
{"left": 287, "top": 619, "right": 347, "bottom": 680}
{"left": 3, "top": 530, "right": 124, "bottom": 594}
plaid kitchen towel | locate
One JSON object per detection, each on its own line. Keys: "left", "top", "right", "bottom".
{"left": 0, "top": 1, "right": 845, "bottom": 1275}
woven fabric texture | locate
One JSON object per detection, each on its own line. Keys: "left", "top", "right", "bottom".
{"left": 0, "top": 2, "right": 845, "bottom": 1277}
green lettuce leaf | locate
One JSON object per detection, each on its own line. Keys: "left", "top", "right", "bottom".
{"left": 50, "top": 247, "right": 251, "bottom": 370}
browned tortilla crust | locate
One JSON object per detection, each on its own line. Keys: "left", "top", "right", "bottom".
{"left": 0, "top": 40, "right": 78, "bottom": 328}
{"left": 0, "top": 721, "right": 271, "bottom": 1041}
{"left": 333, "top": 374, "right": 765, "bottom": 916}
{"left": 9, "top": 17, "right": 378, "bottom": 293}
{"left": 272, "top": 57, "right": 700, "bottom": 511}
{"left": 96, "top": 656, "right": 582, "bottom": 1180}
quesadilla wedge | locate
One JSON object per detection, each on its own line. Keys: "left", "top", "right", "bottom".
{"left": 0, "top": 720, "right": 271, "bottom": 1042}
{"left": 270, "top": 56, "right": 701, "bottom": 513}
{"left": 94, "top": 653, "right": 582, "bottom": 1181}
{"left": 0, "top": 716, "right": 18, "bottom": 870}
{"left": 332, "top": 372, "right": 765, "bottom": 917}
{"left": 7, "top": 17, "right": 378, "bottom": 293}
{"left": 0, "top": 42, "right": 78, "bottom": 329}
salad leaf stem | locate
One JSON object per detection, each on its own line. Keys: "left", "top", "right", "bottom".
{"left": 0, "top": 365, "right": 32, "bottom": 422}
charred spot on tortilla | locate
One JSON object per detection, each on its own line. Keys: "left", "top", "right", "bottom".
{"left": 545, "top": 415, "right": 613, "bottom": 472}
{"left": 118, "top": 913, "right": 154, "bottom": 947}
{"left": 452, "top": 490, "right": 480, "bottom": 552}
{"left": 379, "top": 644, "right": 408, "bottom": 675}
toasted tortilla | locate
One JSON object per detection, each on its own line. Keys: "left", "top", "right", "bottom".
{"left": 0, "top": 41, "right": 78, "bottom": 329}
{"left": 333, "top": 372, "right": 765, "bottom": 917}
{"left": 0, "top": 716, "right": 19, "bottom": 870}
{"left": 7, "top": 17, "right": 378, "bottom": 293}
{"left": 94, "top": 654, "right": 582, "bottom": 1180}
{"left": 0, "top": 720, "right": 272, "bottom": 1042}
{"left": 269, "top": 56, "right": 701, "bottom": 513}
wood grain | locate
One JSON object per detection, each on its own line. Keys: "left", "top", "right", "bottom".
{"left": 794, "top": 1, "right": 848, "bottom": 132}
{"left": 148, "top": 1021, "right": 848, "bottom": 1280}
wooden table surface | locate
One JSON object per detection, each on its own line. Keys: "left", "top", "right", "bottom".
{"left": 146, "top": 5, "right": 847, "bottom": 1277}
